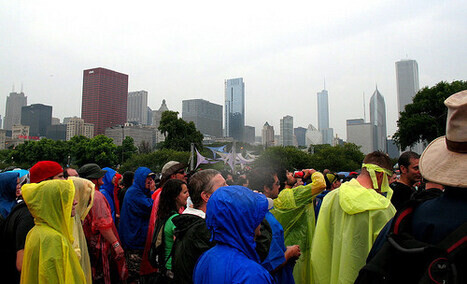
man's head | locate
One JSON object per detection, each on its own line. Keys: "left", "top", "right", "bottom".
{"left": 77, "top": 163, "right": 107, "bottom": 189}
{"left": 325, "top": 173, "right": 341, "bottom": 190}
{"left": 145, "top": 173, "right": 156, "bottom": 191}
{"left": 361, "top": 151, "right": 393, "bottom": 190}
{"left": 398, "top": 151, "right": 421, "bottom": 186}
{"left": 247, "top": 168, "right": 280, "bottom": 199}
{"left": 63, "top": 167, "right": 79, "bottom": 179}
{"left": 30, "top": 161, "right": 65, "bottom": 183}
{"left": 188, "top": 169, "right": 226, "bottom": 211}
{"left": 161, "top": 161, "right": 187, "bottom": 185}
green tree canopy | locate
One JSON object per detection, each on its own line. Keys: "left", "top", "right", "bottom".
{"left": 158, "top": 111, "right": 204, "bottom": 152}
{"left": 119, "top": 148, "right": 190, "bottom": 173}
{"left": 115, "top": 136, "right": 138, "bottom": 164}
{"left": 253, "top": 146, "right": 314, "bottom": 171}
{"left": 393, "top": 80, "right": 467, "bottom": 149}
{"left": 311, "top": 143, "right": 365, "bottom": 172}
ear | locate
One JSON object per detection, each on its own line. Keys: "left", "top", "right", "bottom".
{"left": 200, "top": 191, "right": 210, "bottom": 203}
{"left": 400, "top": 165, "right": 407, "bottom": 174}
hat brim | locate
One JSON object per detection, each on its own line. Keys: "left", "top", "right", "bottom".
{"left": 85, "top": 169, "right": 107, "bottom": 179}
{"left": 419, "top": 136, "right": 467, "bottom": 188}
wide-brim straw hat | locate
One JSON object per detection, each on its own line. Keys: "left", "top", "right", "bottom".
{"left": 419, "top": 90, "right": 467, "bottom": 188}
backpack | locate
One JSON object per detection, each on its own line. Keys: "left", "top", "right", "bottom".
{"left": 355, "top": 197, "right": 467, "bottom": 284}
{"left": 148, "top": 213, "right": 177, "bottom": 271}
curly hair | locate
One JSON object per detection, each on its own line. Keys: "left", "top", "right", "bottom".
{"left": 156, "top": 179, "right": 186, "bottom": 221}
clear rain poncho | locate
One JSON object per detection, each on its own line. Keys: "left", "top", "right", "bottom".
{"left": 21, "top": 179, "right": 86, "bottom": 284}
{"left": 311, "top": 164, "right": 396, "bottom": 284}
{"left": 270, "top": 172, "right": 326, "bottom": 284}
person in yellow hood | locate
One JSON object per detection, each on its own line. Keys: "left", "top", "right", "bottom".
{"left": 20, "top": 179, "right": 86, "bottom": 283}
{"left": 271, "top": 169, "right": 326, "bottom": 284}
{"left": 311, "top": 151, "right": 396, "bottom": 284}
{"left": 69, "top": 177, "right": 95, "bottom": 284}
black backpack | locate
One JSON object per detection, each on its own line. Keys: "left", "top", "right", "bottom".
{"left": 355, "top": 198, "right": 467, "bottom": 284}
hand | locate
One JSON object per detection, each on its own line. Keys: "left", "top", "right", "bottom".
{"left": 114, "top": 244, "right": 124, "bottom": 260}
{"left": 285, "top": 245, "right": 301, "bottom": 261}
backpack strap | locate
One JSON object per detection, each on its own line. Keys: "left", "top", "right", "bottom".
{"left": 438, "top": 222, "right": 467, "bottom": 255}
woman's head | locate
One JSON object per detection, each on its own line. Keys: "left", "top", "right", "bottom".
{"left": 157, "top": 179, "right": 188, "bottom": 221}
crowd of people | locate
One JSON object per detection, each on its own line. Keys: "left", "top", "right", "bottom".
{"left": 0, "top": 91, "right": 465, "bottom": 283}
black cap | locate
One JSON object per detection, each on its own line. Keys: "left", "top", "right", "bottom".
{"left": 78, "top": 163, "right": 107, "bottom": 179}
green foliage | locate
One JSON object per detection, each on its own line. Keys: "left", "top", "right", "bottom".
{"left": 253, "top": 146, "right": 314, "bottom": 171}
{"left": 311, "top": 143, "right": 365, "bottom": 172}
{"left": 119, "top": 148, "right": 190, "bottom": 173}
{"left": 394, "top": 80, "right": 467, "bottom": 149}
{"left": 158, "top": 111, "right": 204, "bottom": 152}
{"left": 115, "top": 136, "right": 138, "bottom": 164}
{"left": 9, "top": 139, "right": 70, "bottom": 167}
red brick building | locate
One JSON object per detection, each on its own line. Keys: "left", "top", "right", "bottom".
{"left": 81, "top": 67, "right": 128, "bottom": 135}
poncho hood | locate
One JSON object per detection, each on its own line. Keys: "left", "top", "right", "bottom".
{"left": 0, "top": 171, "right": 19, "bottom": 218}
{"left": 133, "top": 167, "right": 152, "bottom": 195}
{"left": 339, "top": 178, "right": 393, "bottom": 215}
{"left": 101, "top": 167, "right": 116, "bottom": 197}
{"left": 206, "top": 185, "right": 269, "bottom": 262}
{"left": 22, "top": 179, "right": 76, "bottom": 243}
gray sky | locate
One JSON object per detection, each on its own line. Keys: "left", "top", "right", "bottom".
{"left": 1, "top": 0, "right": 466, "bottom": 138}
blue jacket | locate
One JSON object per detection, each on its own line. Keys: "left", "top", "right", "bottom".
{"left": 100, "top": 167, "right": 116, "bottom": 222}
{"left": 262, "top": 211, "right": 295, "bottom": 284}
{"left": 0, "top": 172, "right": 19, "bottom": 219}
{"left": 193, "top": 186, "right": 274, "bottom": 284}
{"left": 119, "top": 167, "right": 153, "bottom": 250}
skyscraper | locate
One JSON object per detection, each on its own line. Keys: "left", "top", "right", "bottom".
{"left": 127, "top": 90, "right": 148, "bottom": 125}
{"left": 396, "top": 59, "right": 419, "bottom": 114}
{"left": 294, "top": 127, "right": 307, "bottom": 147}
{"left": 21, "top": 104, "right": 52, "bottom": 137}
{"left": 224, "top": 78, "right": 245, "bottom": 141}
{"left": 182, "top": 99, "right": 222, "bottom": 137}
{"left": 262, "top": 122, "right": 274, "bottom": 147}
{"left": 280, "top": 115, "right": 293, "bottom": 146}
{"left": 346, "top": 119, "right": 375, "bottom": 154}
{"left": 66, "top": 117, "right": 94, "bottom": 140}
{"left": 4, "top": 91, "right": 27, "bottom": 130}
{"left": 81, "top": 67, "right": 129, "bottom": 135}
{"left": 317, "top": 89, "right": 334, "bottom": 144}
{"left": 370, "top": 87, "right": 387, "bottom": 152}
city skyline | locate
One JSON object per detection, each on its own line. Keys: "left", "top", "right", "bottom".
{"left": 1, "top": 1, "right": 466, "bottom": 138}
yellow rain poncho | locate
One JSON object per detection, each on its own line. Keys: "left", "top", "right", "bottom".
{"left": 70, "top": 177, "right": 95, "bottom": 284}
{"left": 21, "top": 180, "right": 86, "bottom": 284}
{"left": 271, "top": 172, "right": 326, "bottom": 284}
{"left": 311, "top": 167, "right": 396, "bottom": 284}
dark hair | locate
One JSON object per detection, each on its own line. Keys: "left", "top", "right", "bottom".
{"left": 398, "top": 151, "right": 420, "bottom": 169}
{"left": 157, "top": 179, "right": 186, "bottom": 221}
{"left": 121, "top": 171, "right": 134, "bottom": 189}
{"left": 363, "top": 151, "right": 393, "bottom": 171}
{"left": 188, "top": 169, "right": 220, "bottom": 209}
{"left": 247, "top": 168, "right": 275, "bottom": 193}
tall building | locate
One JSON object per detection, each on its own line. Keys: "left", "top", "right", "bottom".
{"left": 21, "top": 104, "right": 52, "bottom": 137}
{"left": 66, "top": 117, "right": 94, "bottom": 140}
{"left": 105, "top": 125, "right": 155, "bottom": 148}
{"left": 396, "top": 59, "right": 419, "bottom": 114}
{"left": 244, "top": 125, "right": 255, "bottom": 144}
{"left": 294, "top": 127, "right": 307, "bottom": 147}
{"left": 127, "top": 90, "right": 148, "bottom": 125}
{"left": 224, "top": 78, "right": 245, "bottom": 141}
{"left": 151, "top": 99, "right": 169, "bottom": 144}
{"left": 262, "top": 122, "right": 274, "bottom": 147}
{"left": 346, "top": 119, "right": 375, "bottom": 154}
{"left": 280, "top": 115, "right": 293, "bottom": 146}
{"left": 46, "top": 124, "right": 67, "bottom": 141}
{"left": 182, "top": 99, "right": 222, "bottom": 137}
{"left": 317, "top": 89, "right": 334, "bottom": 144}
{"left": 4, "top": 91, "right": 27, "bottom": 130}
{"left": 370, "top": 87, "right": 387, "bottom": 152}
{"left": 81, "top": 67, "right": 129, "bottom": 135}
{"left": 0, "top": 130, "right": 6, "bottom": 150}
{"left": 305, "top": 124, "right": 322, "bottom": 146}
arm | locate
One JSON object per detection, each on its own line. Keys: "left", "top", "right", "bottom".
{"left": 271, "top": 245, "right": 301, "bottom": 274}
{"left": 100, "top": 228, "right": 124, "bottom": 259}
{"left": 16, "top": 249, "right": 24, "bottom": 272}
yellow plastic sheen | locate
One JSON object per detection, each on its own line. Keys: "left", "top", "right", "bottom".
{"left": 311, "top": 178, "right": 396, "bottom": 284}
{"left": 70, "top": 177, "right": 95, "bottom": 284}
{"left": 271, "top": 172, "right": 326, "bottom": 284}
{"left": 21, "top": 180, "right": 86, "bottom": 284}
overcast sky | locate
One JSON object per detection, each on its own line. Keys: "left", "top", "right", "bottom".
{"left": 1, "top": 0, "right": 466, "bottom": 138}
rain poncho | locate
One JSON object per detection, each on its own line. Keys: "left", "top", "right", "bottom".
{"left": 100, "top": 167, "right": 116, "bottom": 222}
{"left": 271, "top": 172, "right": 326, "bottom": 284}
{"left": 193, "top": 186, "right": 274, "bottom": 284}
{"left": 21, "top": 180, "right": 86, "bottom": 283}
{"left": 0, "top": 171, "right": 19, "bottom": 219}
{"left": 119, "top": 167, "right": 153, "bottom": 250}
{"left": 70, "top": 177, "right": 95, "bottom": 284}
{"left": 311, "top": 175, "right": 396, "bottom": 284}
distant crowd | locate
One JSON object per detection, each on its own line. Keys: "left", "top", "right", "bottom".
{"left": 0, "top": 90, "right": 466, "bottom": 284}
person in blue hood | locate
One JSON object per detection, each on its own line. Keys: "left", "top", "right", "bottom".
{"left": 100, "top": 167, "right": 117, "bottom": 222}
{"left": 119, "top": 167, "right": 155, "bottom": 282}
{"left": 0, "top": 171, "right": 20, "bottom": 219}
{"left": 193, "top": 186, "right": 274, "bottom": 284}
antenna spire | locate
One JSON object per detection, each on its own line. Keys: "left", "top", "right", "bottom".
{"left": 363, "top": 92, "right": 366, "bottom": 122}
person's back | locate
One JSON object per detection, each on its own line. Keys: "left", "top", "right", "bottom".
{"left": 21, "top": 180, "right": 85, "bottom": 284}
{"left": 193, "top": 186, "right": 274, "bottom": 284}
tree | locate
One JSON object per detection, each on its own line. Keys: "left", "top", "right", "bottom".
{"left": 253, "top": 146, "right": 314, "bottom": 171}
{"left": 69, "top": 135, "right": 117, "bottom": 167}
{"left": 158, "top": 111, "right": 204, "bottom": 152}
{"left": 393, "top": 80, "right": 467, "bottom": 149}
{"left": 9, "top": 139, "right": 70, "bottom": 167}
{"left": 311, "top": 143, "right": 365, "bottom": 172}
{"left": 115, "top": 136, "right": 138, "bottom": 164}
{"left": 119, "top": 148, "right": 190, "bottom": 173}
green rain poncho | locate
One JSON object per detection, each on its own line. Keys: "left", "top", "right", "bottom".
{"left": 271, "top": 172, "right": 326, "bottom": 284}
{"left": 21, "top": 180, "right": 86, "bottom": 284}
{"left": 311, "top": 164, "right": 396, "bottom": 284}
